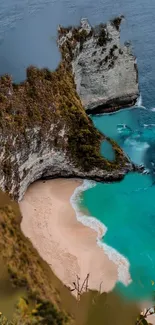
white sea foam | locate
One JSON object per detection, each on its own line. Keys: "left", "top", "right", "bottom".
{"left": 125, "top": 138, "right": 150, "bottom": 151}
{"left": 70, "top": 180, "right": 106, "bottom": 237}
{"left": 151, "top": 108, "right": 155, "bottom": 112}
{"left": 144, "top": 123, "right": 155, "bottom": 128}
{"left": 70, "top": 180, "right": 131, "bottom": 286}
{"left": 134, "top": 93, "right": 146, "bottom": 109}
{"left": 135, "top": 93, "right": 142, "bottom": 107}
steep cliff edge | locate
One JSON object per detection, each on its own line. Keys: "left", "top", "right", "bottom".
{"left": 0, "top": 17, "right": 136, "bottom": 201}
{"left": 58, "top": 16, "right": 139, "bottom": 113}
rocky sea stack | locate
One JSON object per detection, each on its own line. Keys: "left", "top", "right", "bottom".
{"left": 0, "top": 17, "right": 137, "bottom": 201}
{"left": 58, "top": 16, "right": 139, "bottom": 113}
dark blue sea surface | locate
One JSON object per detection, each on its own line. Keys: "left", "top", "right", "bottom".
{"left": 0, "top": 0, "right": 155, "bottom": 106}
{"left": 1, "top": 0, "right": 155, "bottom": 301}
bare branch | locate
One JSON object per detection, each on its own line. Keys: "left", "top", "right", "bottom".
{"left": 69, "top": 273, "right": 90, "bottom": 299}
{"left": 99, "top": 281, "right": 103, "bottom": 294}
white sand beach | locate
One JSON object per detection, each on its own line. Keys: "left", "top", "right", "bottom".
{"left": 147, "top": 314, "right": 155, "bottom": 325}
{"left": 19, "top": 178, "right": 126, "bottom": 294}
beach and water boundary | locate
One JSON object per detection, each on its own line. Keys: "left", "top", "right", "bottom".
{"left": 19, "top": 178, "right": 131, "bottom": 295}
{"left": 70, "top": 174, "right": 155, "bottom": 325}
{"left": 70, "top": 179, "right": 131, "bottom": 286}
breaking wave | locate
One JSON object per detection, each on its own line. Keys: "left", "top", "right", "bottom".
{"left": 135, "top": 94, "right": 142, "bottom": 107}
{"left": 135, "top": 94, "right": 146, "bottom": 109}
{"left": 70, "top": 180, "right": 131, "bottom": 286}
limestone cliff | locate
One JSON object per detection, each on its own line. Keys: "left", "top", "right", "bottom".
{"left": 58, "top": 17, "right": 139, "bottom": 113}
{"left": 0, "top": 17, "right": 136, "bottom": 201}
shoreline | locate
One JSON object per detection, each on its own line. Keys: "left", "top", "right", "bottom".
{"left": 90, "top": 95, "right": 145, "bottom": 117}
{"left": 70, "top": 179, "right": 131, "bottom": 286}
{"left": 19, "top": 178, "right": 130, "bottom": 295}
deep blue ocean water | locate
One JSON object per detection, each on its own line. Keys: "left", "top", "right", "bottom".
{"left": 1, "top": 0, "right": 155, "bottom": 301}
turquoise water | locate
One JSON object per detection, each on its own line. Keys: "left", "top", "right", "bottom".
{"left": 1, "top": 0, "right": 155, "bottom": 304}
{"left": 101, "top": 140, "right": 115, "bottom": 161}
{"left": 82, "top": 107, "right": 155, "bottom": 300}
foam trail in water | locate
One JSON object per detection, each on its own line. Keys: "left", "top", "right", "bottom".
{"left": 144, "top": 123, "right": 155, "bottom": 127}
{"left": 135, "top": 93, "right": 142, "bottom": 107}
{"left": 70, "top": 180, "right": 131, "bottom": 286}
{"left": 135, "top": 93, "right": 146, "bottom": 109}
{"left": 125, "top": 138, "right": 150, "bottom": 151}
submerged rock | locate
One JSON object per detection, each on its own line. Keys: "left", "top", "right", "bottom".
{"left": 58, "top": 16, "right": 139, "bottom": 113}
{"left": 0, "top": 17, "right": 136, "bottom": 201}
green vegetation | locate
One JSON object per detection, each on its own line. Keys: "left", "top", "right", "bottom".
{"left": 0, "top": 290, "right": 153, "bottom": 325}
{"left": 101, "top": 45, "right": 118, "bottom": 69}
{"left": 0, "top": 198, "right": 151, "bottom": 325}
{"left": 58, "top": 26, "right": 92, "bottom": 61}
{"left": 111, "top": 16, "right": 124, "bottom": 31}
{"left": 0, "top": 69, "right": 126, "bottom": 175}
{"left": 0, "top": 205, "right": 70, "bottom": 325}
{"left": 0, "top": 46, "right": 128, "bottom": 175}
{"left": 0, "top": 17, "right": 144, "bottom": 325}
{"left": 0, "top": 18, "right": 135, "bottom": 324}
{"left": 96, "top": 25, "right": 109, "bottom": 47}
{"left": 0, "top": 298, "right": 65, "bottom": 325}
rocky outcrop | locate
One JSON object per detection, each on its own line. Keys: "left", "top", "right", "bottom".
{"left": 0, "top": 17, "right": 137, "bottom": 201}
{"left": 1, "top": 129, "right": 133, "bottom": 202}
{"left": 0, "top": 70, "right": 133, "bottom": 201}
{"left": 58, "top": 17, "right": 139, "bottom": 113}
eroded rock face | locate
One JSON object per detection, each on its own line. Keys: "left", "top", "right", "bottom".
{"left": 0, "top": 124, "right": 133, "bottom": 201}
{"left": 59, "top": 17, "right": 139, "bottom": 113}
{"left": 0, "top": 17, "right": 137, "bottom": 201}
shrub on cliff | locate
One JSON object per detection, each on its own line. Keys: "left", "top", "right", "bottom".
{"left": 97, "top": 25, "right": 108, "bottom": 46}
{"left": 111, "top": 16, "right": 124, "bottom": 31}
{"left": 0, "top": 206, "right": 68, "bottom": 325}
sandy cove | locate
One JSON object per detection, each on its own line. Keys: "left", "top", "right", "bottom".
{"left": 19, "top": 178, "right": 127, "bottom": 294}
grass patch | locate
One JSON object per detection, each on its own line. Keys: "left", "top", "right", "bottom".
{"left": 0, "top": 205, "right": 71, "bottom": 324}
{"left": 0, "top": 65, "right": 128, "bottom": 175}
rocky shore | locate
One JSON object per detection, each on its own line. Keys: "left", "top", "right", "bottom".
{"left": 0, "top": 17, "right": 138, "bottom": 201}
{"left": 0, "top": 15, "right": 145, "bottom": 325}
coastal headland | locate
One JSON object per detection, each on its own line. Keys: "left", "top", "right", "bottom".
{"left": 0, "top": 17, "right": 138, "bottom": 201}
{"left": 0, "top": 16, "right": 148, "bottom": 325}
